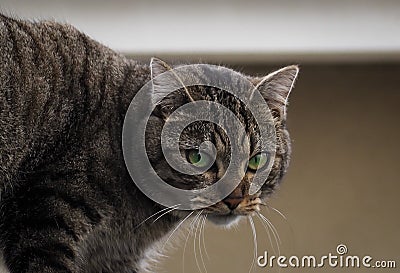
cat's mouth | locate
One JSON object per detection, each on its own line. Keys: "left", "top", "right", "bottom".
{"left": 203, "top": 197, "right": 262, "bottom": 227}
{"left": 177, "top": 193, "right": 263, "bottom": 227}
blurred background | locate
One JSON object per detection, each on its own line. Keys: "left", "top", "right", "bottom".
{"left": 1, "top": 0, "right": 399, "bottom": 272}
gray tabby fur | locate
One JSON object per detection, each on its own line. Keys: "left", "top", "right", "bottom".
{"left": 0, "top": 13, "right": 298, "bottom": 273}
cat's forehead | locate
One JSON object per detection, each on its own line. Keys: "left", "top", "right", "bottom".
{"left": 153, "top": 62, "right": 281, "bottom": 154}
{"left": 178, "top": 87, "right": 262, "bottom": 151}
{"left": 184, "top": 85, "right": 265, "bottom": 126}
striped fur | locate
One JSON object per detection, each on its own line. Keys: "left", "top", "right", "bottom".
{"left": 0, "top": 14, "right": 298, "bottom": 273}
{"left": 0, "top": 14, "right": 178, "bottom": 273}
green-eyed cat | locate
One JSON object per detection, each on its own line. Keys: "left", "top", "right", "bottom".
{"left": 0, "top": 13, "right": 298, "bottom": 273}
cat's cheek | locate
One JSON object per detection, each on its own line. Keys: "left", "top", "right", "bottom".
{"left": 145, "top": 116, "right": 164, "bottom": 161}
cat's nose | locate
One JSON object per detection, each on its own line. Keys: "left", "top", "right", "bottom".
{"left": 223, "top": 182, "right": 246, "bottom": 210}
{"left": 223, "top": 197, "right": 243, "bottom": 210}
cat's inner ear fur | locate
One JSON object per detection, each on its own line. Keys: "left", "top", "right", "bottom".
{"left": 254, "top": 65, "right": 299, "bottom": 119}
{"left": 150, "top": 57, "right": 171, "bottom": 80}
{"left": 150, "top": 57, "right": 195, "bottom": 118}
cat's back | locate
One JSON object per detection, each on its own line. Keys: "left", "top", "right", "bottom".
{"left": 0, "top": 12, "right": 149, "bottom": 195}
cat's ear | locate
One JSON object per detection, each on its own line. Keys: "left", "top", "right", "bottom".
{"left": 150, "top": 57, "right": 194, "bottom": 118}
{"left": 254, "top": 65, "right": 299, "bottom": 119}
{"left": 150, "top": 57, "right": 172, "bottom": 80}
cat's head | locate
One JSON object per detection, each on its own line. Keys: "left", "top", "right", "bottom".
{"left": 145, "top": 58, "right": 299, "bottom": 227}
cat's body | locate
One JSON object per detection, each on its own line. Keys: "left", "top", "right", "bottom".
{"left": 0, "top": 14, "right": 177, "bottom": 272}
{"left": 0, "top": 14, "right": 298, "bottom": 273}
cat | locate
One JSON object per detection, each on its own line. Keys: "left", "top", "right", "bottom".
{"left": 0, "top": 13, "right": 299, "bottom": 273}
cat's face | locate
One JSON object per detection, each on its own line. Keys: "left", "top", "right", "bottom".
{"left": 145, "top": 58, "right": 298, "bottom": 227}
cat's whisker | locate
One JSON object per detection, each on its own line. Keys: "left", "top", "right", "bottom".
{"left": 163, "top": 211, "right": 194, "bottom": 248}
{"left": 267, "top": 205, "right": 296, "bottom": 251}
{"left": 248, "top": 216, "right": 258, "bottom": 273}
{"left": 182, "top": 211, "right": 203, "bottom": 273}
{"left": 201, "top": 214, "right": 210, "bottom": 260}
{"left": 134, "top": 204, "right": 181, "bottom": 229}
{"left": 269, "top": 205, "right": 288, "bottom": 221}
{"left": 151, "top": 205, "right": 180, "bottom": 224}
{"left": 255, "top": 213, "right": 277, "bottom": 255}
{"left": 198, "top": 215, "right": 208, "bottom": 273}
{"left": 193, "top": 211, "right": 205, "bottom": 273}
{"left": 257, "top": 212, "right": 281, "bottom": 256}
{"left": 259, "top": 213, "right": 281, "bottom": 245}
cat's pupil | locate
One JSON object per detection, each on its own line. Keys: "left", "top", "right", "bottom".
{"left": 186, "top": 149, "right": 212, "bottom": 168}
{"left": 248, "top": 153, "right": 268, "bottom": 170}
{"left": 193, "top": 153, "right": 201, "bottom": 162}
{"left": 188, "top": 150, "right": 202, "bottom": 164}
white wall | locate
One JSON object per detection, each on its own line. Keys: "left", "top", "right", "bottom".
{"left": 1, "top": 0, "right": 400, "bottom": 63}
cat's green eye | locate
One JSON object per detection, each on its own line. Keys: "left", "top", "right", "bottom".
{"left": 187, "top": 150, "right": 210, "bottom": 168}
{"left": 248, "top": 153, "right": 269, "bottom": 171}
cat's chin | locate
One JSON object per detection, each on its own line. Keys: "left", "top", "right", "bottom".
{"left": 207, "top": 214, "right": 243, "bottom": 229}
